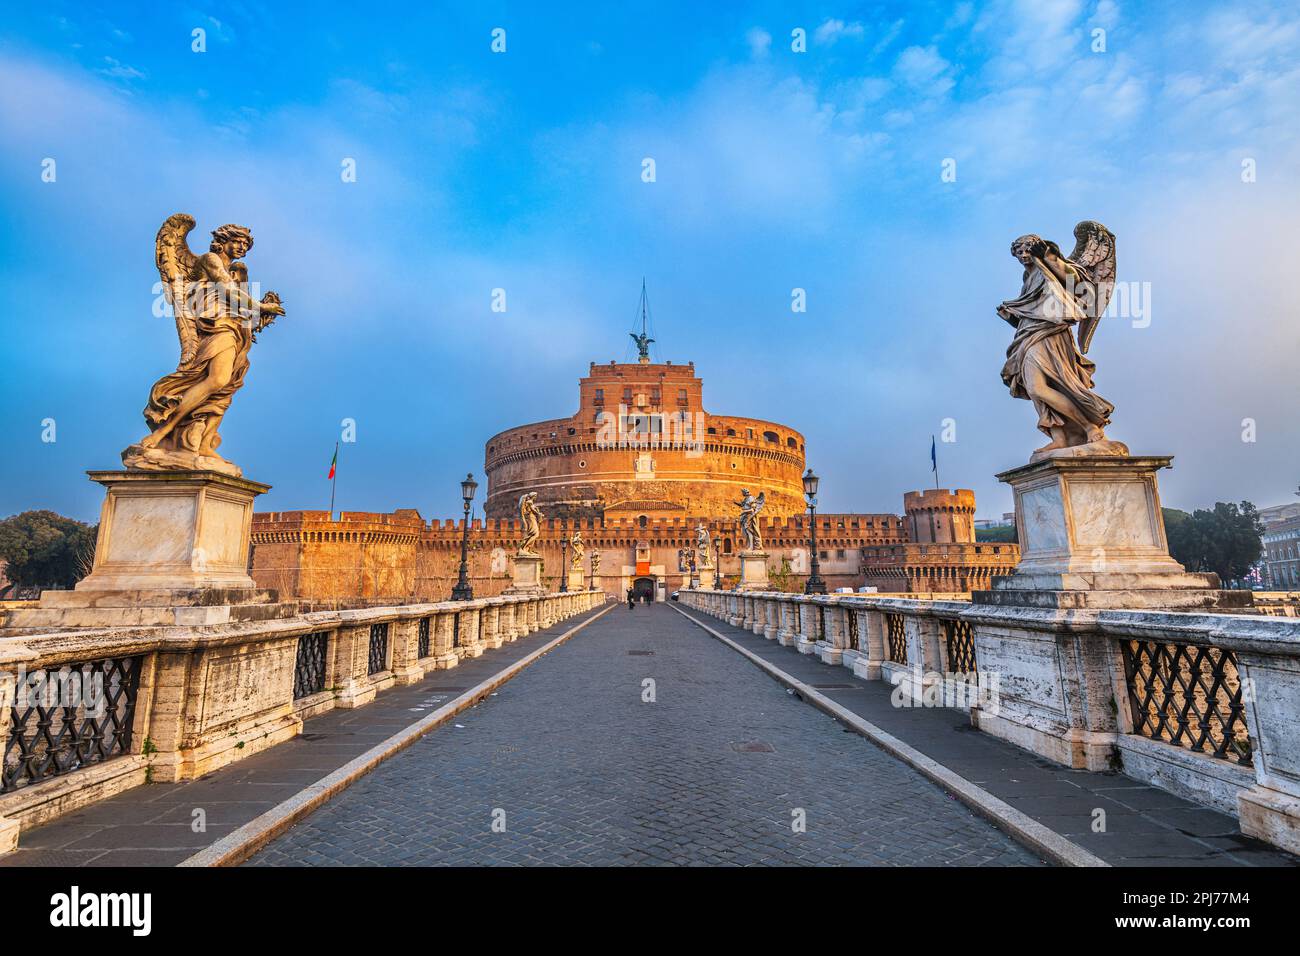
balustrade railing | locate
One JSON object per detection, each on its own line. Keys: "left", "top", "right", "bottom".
{"left": 293, "top": 632, "right": 329, "bottom": 700}
{"left": 2, "top": 655, "right": 142, "bottom": 794}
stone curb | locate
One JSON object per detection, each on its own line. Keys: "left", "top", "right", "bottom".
{"left": 672, "top": 605, "right": 1109, "bottom": 868}
{"left": 180, "top": 602, "right": 616, "bottom": 867}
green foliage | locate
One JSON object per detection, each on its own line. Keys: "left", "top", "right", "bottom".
{"left": 1163, "top": 501, "right": 1264, "bottom": 584}
{"left": 767, "top": 557, "right": 797, "bottom": 592}
{"left": 0, "top": 510, "right": 98, "bottom": 590}
{"left": 975, "top": 524, "right": 1017, "bottom": 543}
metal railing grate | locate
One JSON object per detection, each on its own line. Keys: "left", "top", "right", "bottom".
{"left": 943, "top": 619, "right": 977, "bottom": 675}
{"left": 1121, "top": 640, "right": 1252, "bottom": 765}
{"left": 293, "top": 632, "right": 329, "bottom": 700}
{"left": 886, "top": 613, "right": 908, "bottom": 664}
{"left": 846, "top": 609, "right": 860, "bottom": 650}
{"left": 3, "top": 656, "right": 142, "bottom": 794}
{"left": 417, "top": 617, "right": 431, "bottom": 659}
{"left": 368, "top": 623, "right": 390, "bottom": 676}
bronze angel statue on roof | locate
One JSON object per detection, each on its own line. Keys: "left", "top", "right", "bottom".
{"left": 997, "top": 220, "right": 1127, "bottom": 462}
{"left": 122, "top": 213, "right": 285, "bottom": 477}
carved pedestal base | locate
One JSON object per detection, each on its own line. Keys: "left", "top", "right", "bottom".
{"left": 503, "top": 553, "right": 546, "bottom": 596}
{"left": 1, "top": 470, "right": 295, "bottom": 634}
{"left": 567, "top": 568, "right": 585, "bottom": 593}
{"left": 737, "top": 552, "right": 770, "bottom": 591}
{"left": 977, "top": 455, "right": 1251, "bottom": 611}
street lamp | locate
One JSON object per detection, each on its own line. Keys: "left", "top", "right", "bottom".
{"left": 803, "top": 468, "right": 827, "bottom": 594}
{"left": 560, "top": 531, "right": 569, "bottom": 592}
{"left": 713, "top": 533, "right": 722, "bottom": 587}
{"left": 451, "top": 473, "right": 478, "bottom": 601}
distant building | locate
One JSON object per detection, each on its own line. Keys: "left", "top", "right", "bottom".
{"left": 251, "top": 351, "right": 1018, "bottom": 602}
{"left": 1260, "top": 501, "right": 1300, "bottom": 529}
{"left": 1261, "top": 516, "right": 1300, "bottom": 590}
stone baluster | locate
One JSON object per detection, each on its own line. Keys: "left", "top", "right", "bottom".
{"left": 777, "top": 598, "right": 797, "bottom": 644}
{"left": 389, "top": 618, "right": 424, "bottom": 685}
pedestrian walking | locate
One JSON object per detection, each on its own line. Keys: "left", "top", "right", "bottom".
{"left": 626, "top": 587, "right": 635, "bottom": 610}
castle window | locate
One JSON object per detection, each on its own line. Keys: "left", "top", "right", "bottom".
{"left": 763, "top": 431, "right": 778, "bottom": 443}
{"left": 651, "top": 387, "right": 661, "bottom": 404}
{"left": 638, "top": 515, "right": 648, "bottom": 529}
{"left": 723, "top": 538, "right": 732, "bottom": 554}
{"left": 677, "top": 389, "right": 688, "bottom": 405}
{"left": 578, "top": 460, "right": 587, "bottom": 468}
{"left": 594, "top": 388, "right": 604, "bottom": 405}
{"left": 707, "top": 427, "right": 717, "bottom": 435}
{"left": 726, "top": 428, "right": 736, "bottom": 437}
{"left": 786, "top": 437, "right": 797, "bottom": 448}
{"left": 746, "top": 428, "right": 754, "bottom": 439}
{"left": 622, "top": 386, "right": 632, "bottom": 404}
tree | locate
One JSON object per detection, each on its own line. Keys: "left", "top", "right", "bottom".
{"left": 976, "top": 524, "right": 1017, "bottom": 543}
{"left": 1163, "top": 501, "right": 1263, "bottom": 585}
{"left": 0, "top": 511, "right": 98, "bottom": 591}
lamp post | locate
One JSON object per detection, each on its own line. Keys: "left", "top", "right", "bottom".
{"left": 713, "top": 533, "right": 722, "bottom": 588}
{"left": 451, "top": 473, "right": 478, "bottom": 601}
{"left": 560, "top": 531, "right": 569, "bottom": 592}
{"left": 803, "top": 468, "right": 827, "bottom": 594}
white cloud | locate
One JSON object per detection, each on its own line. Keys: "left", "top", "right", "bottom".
{"left": 893, "top": 46, "right": 955, "bottom": 98}
{"left": 814, "top": 18, "right": 866, "bottom": 46}
{"left": 746, "top": 27, "right": 771, "bottom": 58}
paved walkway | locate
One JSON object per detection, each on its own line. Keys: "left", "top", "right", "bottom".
{"left": 0, "top": 604, "right": 611, "bottom": 867}
{"left": 675, "top": 605, "right": 1299, "bottom": 868}
{"left": 248, "top": 604, "right": 1041, "bottom": 866}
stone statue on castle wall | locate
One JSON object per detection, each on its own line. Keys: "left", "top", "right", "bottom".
{"left": 570, "top": 529, "right": 584, "bottom": 570}
{"left": 696, "top": 523, "right": 712, "bottom": 568}
{"left": 997, "top": 220, "right": 1129, "bottom": 463}
{"left": 590, "top": 548, "right": 600, "bottom": 576}
{"left": 735, "top": 489, "right": 766, "bottom": 552}
{"left": 122, "top": 213, "right": 285, "bottom": 478}
{"left": 517, "top": 492, "right": 543, "bottom": 556}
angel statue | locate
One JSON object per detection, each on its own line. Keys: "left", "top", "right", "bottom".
{"left": 696, "top": 523, "right": 712, "bottom": 568}
{"left": 122, "top": 214, "right": 285, "bottom": 477}
{"left": 517, "top": 492, "right": 543, "bottom": 556}
{"left": 735, "top": 489, "right": 766, "bottom": 553}
{"left": 590, "top": 548, "right": 601, "bottom": 576}
{"left": 998, "top": 220, "right": 1128, "bottom": 463}
{"left": 569, "top": 529, "right": 585, "bottom": 570}
{"left": 629, "top": 330, "right": 654, "bottom": 361}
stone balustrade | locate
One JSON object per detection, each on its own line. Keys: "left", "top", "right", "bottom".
{"left": 679, "top": 587, "right": 1300, "bottom": 856}
{"left": 0, "top": 590, "right": 605, "bottom": 851}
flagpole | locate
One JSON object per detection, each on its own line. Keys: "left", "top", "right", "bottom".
{"left": 329, "top": 442, "right": 338, "bottom": 518}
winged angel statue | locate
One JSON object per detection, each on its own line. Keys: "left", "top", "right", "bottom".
{"left": 735, "top": 490, "right": 766, "bottom": 553}
{"left": 121, "top": 213, "right": 285, "bottom": 477}
{"left": 998, "top": 220, "right": 1127, "bottom": 463}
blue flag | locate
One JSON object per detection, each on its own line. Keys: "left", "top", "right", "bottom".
{"left": 930, "top": 435, "right": 937, "bottom": 473}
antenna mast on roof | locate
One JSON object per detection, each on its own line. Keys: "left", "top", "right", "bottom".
{"left": 629, "top": 279, "right": 654, "bottom": 364}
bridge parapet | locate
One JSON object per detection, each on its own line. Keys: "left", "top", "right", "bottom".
{"left": 678, "top": 587, "right": 1300, "bottom": 857}
{"left": 0, "top": 589, "right": 607, "bottom": 853}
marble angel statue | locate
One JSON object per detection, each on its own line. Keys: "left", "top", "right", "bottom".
{"left": 122, "top": 214, "right": 285, "bottom": 477}
{"left": 518, "top": 492, "right": 543, "bottom": 556}
{"left": 998, "top": 220, "right": 1127, "bottom": 462}
{"left": 696, "top": 523, "right": 712, "bottom": 568}
{"left": 735, "top": 489, "right": 766, "bottom": 552}
{"left": 570, "top": 529, "right": 585, "bottom": 570}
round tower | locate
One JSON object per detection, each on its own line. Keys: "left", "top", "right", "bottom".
{"left": 903, "top": 488, "right": 977, "bottom": 544}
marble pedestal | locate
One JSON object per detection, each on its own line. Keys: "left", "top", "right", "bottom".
{"left": 0, "top": 470, "right": 295, "bottom": 633}
{"left": 737, "top": 552, "right": 770, "bottom": 591}
{"left": 566, "top": 568, "right": 585, "bottom": 592}
{"left": 503, "top": 553, "right": 546, "bottom": 595}
{"left": 698, "top": 568, "right": 715, "bottom": 590}
{"left": 976, "top": 455, "right": 1251, "bottom": 611}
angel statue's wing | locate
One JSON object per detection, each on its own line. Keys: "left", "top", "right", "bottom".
{"left": 754, "top": 492, "right": 766, "bottom": 512}
{"left": 1068, "top": 220, "right": 1116, "bottom": 354}
{"left": 155, "top": 213, "right": 202, "bottom": 367}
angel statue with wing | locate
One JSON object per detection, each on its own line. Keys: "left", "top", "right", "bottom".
{"left": 998, "top": 220, "right": 1128, "bottom": 463}
{"left": 122, "top": 213, "right": 285, "bottom": 477}
{"left": 570, "top": 529, "right": 585, "bottom": 570}
{"left": 735, "top": 489, "right": 766, "bottom": 553}
{"left": 517, "top": 492, "right": 543, "bottom": 556}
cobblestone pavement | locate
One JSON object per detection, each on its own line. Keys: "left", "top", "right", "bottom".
{"left": 249, "top": 604, "right": 1042, "bottom": 866}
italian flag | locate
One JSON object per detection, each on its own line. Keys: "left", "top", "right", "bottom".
{"left": 327, "top": 445, "right": 338, "bottom": 480}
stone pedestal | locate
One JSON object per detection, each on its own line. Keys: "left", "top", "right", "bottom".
{"left": 1, "top": 470, "right": 295, "bottom": 633}
{"left": 698, "top": 567, "right": 715, "bottom": 590}
{"left": 737, "top": 551, "right": 770, "bottom": 591}
{"left": 976, "top": 456, "right": 1251, "bottom": 611}
{"left": 503, "top": 553, "right": 546, "bottom": 596}
{"left": 567, "top": 568, "right": 585, "bottom": 593}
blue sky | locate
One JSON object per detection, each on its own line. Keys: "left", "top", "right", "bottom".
{"left": 2, "top": 1, "right": 1298, "bottom": 523}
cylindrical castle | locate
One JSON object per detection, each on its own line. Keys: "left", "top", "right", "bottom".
{"left": 483, "top": 360, "right": 807, "bottom": 521}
